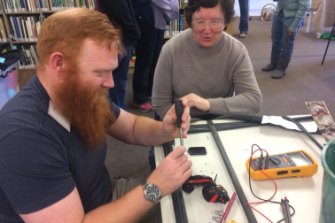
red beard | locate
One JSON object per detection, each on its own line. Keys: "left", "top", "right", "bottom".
{"left": 53, "top": 68, "right": 116, "bottom": 149}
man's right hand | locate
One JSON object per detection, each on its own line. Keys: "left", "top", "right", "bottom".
{"left": 148, "top": 146, "right": 192, "bottom": 197}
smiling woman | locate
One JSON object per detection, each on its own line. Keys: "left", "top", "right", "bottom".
{"left": 190, "top": 5, "right": 225, "bottom": 48}
{"left": 152, "top": 0, "right": 262, "bottom": 119}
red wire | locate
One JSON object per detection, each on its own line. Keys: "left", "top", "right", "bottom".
{"left": 210, "top": 194, "right": 219, "bottom": 203}
{"left": 249, "top": 205, "right": 273, "bottom": 223}
{"left": 248, "top": 148, "right": 279, "bottom": 222}
{"left": 220, "top": 192, "right": 237, "bottom": 222}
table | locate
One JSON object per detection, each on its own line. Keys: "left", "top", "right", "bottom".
{"left": 155, "top": 118, "right": 326, "bottom": 223}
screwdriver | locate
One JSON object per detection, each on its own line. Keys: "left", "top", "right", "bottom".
{"left": 175, "top": 99, "right": 184, "bottom": 146}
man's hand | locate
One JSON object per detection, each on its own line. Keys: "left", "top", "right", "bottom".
{"left": 162, "top": 102, "right": 190, "bottom": 139}
{"left": 148, "top": 146, "right": 192, "bottom": 196}
{"left": 181, "top": 93, "right": 210, "bottom": 112}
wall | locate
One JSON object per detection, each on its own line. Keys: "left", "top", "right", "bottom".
{"left": 235, "top": 0, "right": 277, "bottom": 16}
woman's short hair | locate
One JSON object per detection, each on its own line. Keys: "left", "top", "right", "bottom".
{"left": 184, "top": 0, "right": 235, "bottom": 30}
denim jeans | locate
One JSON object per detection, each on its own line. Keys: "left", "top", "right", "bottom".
{"left": 108, "top": 46, "right": 133, "bottom": 110}
{"left": 271, "top": 11, "right": 301, "bottom": 60}
{"left": 238, "top": 0, "right": 249, "bottom": 33}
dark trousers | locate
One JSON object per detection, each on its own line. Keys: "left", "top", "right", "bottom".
{"left": 238, "top": 0, "right": 249, "bottom": 33}
{"left": 109, "top": 46, "right": 133, "bottom": 110}
{"left": 133, "top": 17, "right": 164, "bottom": 104}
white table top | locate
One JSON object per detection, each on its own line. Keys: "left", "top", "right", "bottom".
{"left": 155, "top": 119, "right": 326, "bottom": 223}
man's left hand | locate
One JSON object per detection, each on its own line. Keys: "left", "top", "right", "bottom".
{"left": 162, "top": 103, "right": 190, "bottom": 139}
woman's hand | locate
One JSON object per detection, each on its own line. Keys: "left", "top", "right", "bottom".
{"left": 181, "top": 93, "right": 210, "bottom": 112}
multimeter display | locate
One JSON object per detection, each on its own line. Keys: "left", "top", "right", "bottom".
{"left": 246, "top": 150, "right": 318, "bottom": 180}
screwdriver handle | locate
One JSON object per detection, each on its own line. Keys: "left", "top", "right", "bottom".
{"left": 175, "top": 100, "right": 184, "bottom": 146}
{"left": 175, "top": 99, "right": 184, "bottom": 128}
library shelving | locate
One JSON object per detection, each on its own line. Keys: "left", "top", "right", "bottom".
{"left": 164, "top": 0, "right": 187, "bottom": 39}
{"left": 1, "top": 0, "right": 187, "bottom": 68}
{"left": 0, "top": 0, "right": 96, "bottom": 69}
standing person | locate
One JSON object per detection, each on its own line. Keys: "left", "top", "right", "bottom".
{"left": 96, "top": 0, "right": 140, "bottom": 110}
{"left": 238, "top": 0, "right": 249, "bottom": 38}
{"left": 312, "top": 0, "right": 325, "bottom": 38}
{"left": 132, "top": 0, "right": 179, "bottom": 112}
{"left": 152, "top": 0, "right": 262, "bottom": 119}
{"left": 262, "top": 0, "right": 310, "bottom": 79}
{"left": 0, "top": 8, "right": 192, "bottom": 223}
{"left": 150, "top": 0, "right": 179, "bottom": 97}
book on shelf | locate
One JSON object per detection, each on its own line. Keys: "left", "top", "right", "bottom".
{"left": 18, "top": 44, "right": 37, "bottom": 68}
{"left": 20, "top": 17, "right": 28, "bottom": 41}
{"left": 179, "top": 0, "right": 187, "bottom": 8}
{"left": 75, "top": 0, "right": 87, "bottom": 8}
{"left": 29, "top": 44, "right": 38, "bottom": 65}
{"left": 39, "top": 0, "right": 50, "bottom": 11}
{"left": 4, "top": 0, "right": 28, "bottom": 13}
{"left": 24, "top": 0, "right": 39, "bottom": 12}
{"left": 10, "top": 15, "right": 41, "bottom": 41}
{"left": 163, "top": 6, "right": 186, "bottom": 39}
{"left": 0, "top": 17, "right": 8, "bottom": 42}
{"left": 50, "top": 0, "right": 76, "bottom": 11}
{"left": 10, "top": 16, "right": 21, "bottom": 41}
{"left": 0, "top": 0, "right": 102, "bottom": 68}
{"left": 85, "top": 0, "right": 96, "bottom": 9}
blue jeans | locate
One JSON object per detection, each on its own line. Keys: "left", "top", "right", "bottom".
{"left": 109, "top": 46, "right": 133, "bottom": 110}
{"left": 238, "top": 0, "right": 249, "bottom": 33}
{"left": 271, "top": 11, "right": 300, "bottom": 60}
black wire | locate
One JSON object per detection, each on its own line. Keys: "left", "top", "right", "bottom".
{"left": 248, "top": 144, "right": 296, "bottom": 223}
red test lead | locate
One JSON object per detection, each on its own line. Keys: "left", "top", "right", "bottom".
{"left": 221, "top": 191, "right": 237, "bottom": 223}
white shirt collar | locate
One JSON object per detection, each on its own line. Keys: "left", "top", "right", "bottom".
{"left": 48, "top": 101, "right": 71, "bottom": 132}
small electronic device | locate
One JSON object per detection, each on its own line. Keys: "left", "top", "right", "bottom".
{"left": 188, "top": 146, "right": 207, "bottom": 155}
{"left": 246, "top": 150, "right": 318, "bottom": 180}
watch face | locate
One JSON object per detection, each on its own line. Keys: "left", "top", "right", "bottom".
{"left": 144, "top": 183, "right": 161, "bottom": 202}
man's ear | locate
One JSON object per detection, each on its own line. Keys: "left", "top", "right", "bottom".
{"left": 49, "top": 52, "right": 65, "bottom": 72}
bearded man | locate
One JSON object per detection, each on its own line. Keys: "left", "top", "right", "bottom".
{"left": 0, "top": 8, "right": 191, "bottom": 223}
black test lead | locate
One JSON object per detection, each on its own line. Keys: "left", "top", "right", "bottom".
{"left": 175, "top": 100, "right": 184, "bottom": 146}
{"left": 281, "top": 196, "right": 292, "bottom": 223}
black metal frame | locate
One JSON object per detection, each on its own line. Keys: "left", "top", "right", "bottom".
{"left": 207, "top": 120, "right": 258, "bottom": 223}
{"left": 162, "top": 142, "right": 188, "bottom": 223}
{"left": 160, "top": 115, "right": 321, "bottom": 222}
{"left": 321, "top": 21, "right": 335, "bottom": 65}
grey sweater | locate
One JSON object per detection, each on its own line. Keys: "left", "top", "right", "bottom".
{"left": 152, "top": 29, "right": 262, "bottom": 118}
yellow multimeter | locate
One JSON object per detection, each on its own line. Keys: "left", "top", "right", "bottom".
{"left": 245, "top": 150, "right": 318, "bottom": 180}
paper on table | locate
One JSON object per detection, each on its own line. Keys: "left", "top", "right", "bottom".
{"left": 261, "top": 115, "right": 318, "bottom": 133}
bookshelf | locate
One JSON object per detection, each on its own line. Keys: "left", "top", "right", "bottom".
{"left": 164, "top": 0, "right": 187, "bottom": 39}
{"left": 0, "top": 0, "right": 96, "bottom": 69}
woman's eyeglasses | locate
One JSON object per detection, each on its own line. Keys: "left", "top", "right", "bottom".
{"left": 191, "top": 19, "right": 224, "bottom": 31}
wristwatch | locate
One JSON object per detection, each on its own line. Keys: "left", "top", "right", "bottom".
{"left": 143, "top": 182, "right": 161, "bottom": 203}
